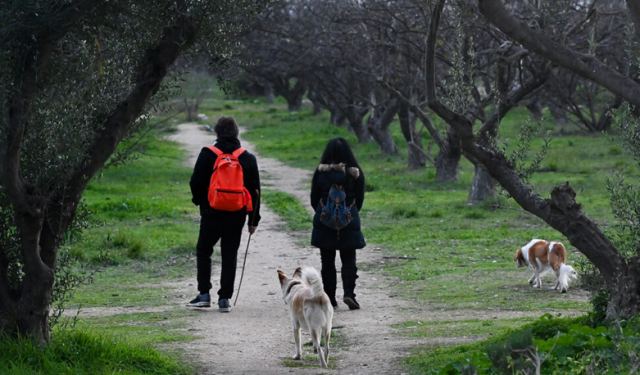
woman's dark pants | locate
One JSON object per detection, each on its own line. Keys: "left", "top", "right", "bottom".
{"left": 320, "top": 248, "right": 358, "bottom": 300}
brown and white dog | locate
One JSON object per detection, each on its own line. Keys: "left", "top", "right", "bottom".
{"left": 277, "top": 267, "right": 333, "bottom": 368}
{"left": 515, "top": 239, "right": 578, "bottom": 293}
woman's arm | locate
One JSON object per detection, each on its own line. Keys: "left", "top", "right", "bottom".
{"left": 355, "top": 173, "right": 365, "bottom": 211}
{"left": 310, "top": 170, "right": 320, "bottom": 210}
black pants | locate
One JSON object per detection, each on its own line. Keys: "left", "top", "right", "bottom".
{"left": 196, "top": 212, "right": 246, "bottom": 298}
{"left": 320, "top": 248, "right": 358, "bottom": 300}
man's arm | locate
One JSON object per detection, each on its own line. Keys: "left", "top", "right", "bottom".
{"left": 243, "top": 153, "right": 261, "bottom": 228}
{"left": 190, "top": 148, "right": 214, "bottom": 206}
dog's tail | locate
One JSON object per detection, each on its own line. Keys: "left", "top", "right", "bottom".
{"left": 302, "top": 267, "right": 324, "bottom": 298}
{"left": 558, "top": 264, "right": 578, "bottom": 292}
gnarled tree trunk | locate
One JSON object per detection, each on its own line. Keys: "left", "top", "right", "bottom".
{"left": 345, "top": 105, "right": 370, "bottom": 143}
{"left": 468, "top": 164, "right": 495, "bottom": 204}
{"left": 330, "top": 108, "right": 346, "bottom": 126}
{"left": 367, "top": 100, "right": 399, "bottom": 154}
{"left": 398, "top": 104, "right": 426, "bottom": 169}
{"left": 435, "top": 130, "right": 462, "bottom": 182}
{"left": 274, "top": 77, "right": 306, "bottom": 111}
{"left": 264, "top": 83, "right": 275, "bottom": 104}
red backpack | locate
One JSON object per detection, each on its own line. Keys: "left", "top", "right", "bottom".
{"left": 207, "top": 146, "right": 253, "bottom": 212}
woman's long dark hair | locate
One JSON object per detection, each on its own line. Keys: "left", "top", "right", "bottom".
{"left": 319, "top": 137, "right": 362, "bottom": 172}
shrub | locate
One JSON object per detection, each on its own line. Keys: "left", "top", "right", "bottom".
{"left": 429, "top": 315, "right": 640, "bottom": 374}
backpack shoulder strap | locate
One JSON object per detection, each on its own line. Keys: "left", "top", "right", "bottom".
{"left": 231, "top": 147, "right": 246, "bottom": 158}
{"left": 208, "top": 146, "right": 223, "bottom": 156}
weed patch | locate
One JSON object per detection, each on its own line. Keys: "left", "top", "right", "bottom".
{"left": 0, "top": 330, "right": 191, "bottom": 375}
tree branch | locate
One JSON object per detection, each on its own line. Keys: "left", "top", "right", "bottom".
{"left": 478, "top": 0, "right": 640, "bottom": 107}
{"left": 380, "top": 81, "right": 446, "bottom": 149}
{"left": 479, "top": 73, "right": 548, "bottom": 140}
{"left": 425, "top": 0, "right": 474, "bottom": 131}
{"left": 627, "top": 0, "right": 640, "bottom": 41}
{"left": 63, "top": 13, "right": 198, "bottom": 214}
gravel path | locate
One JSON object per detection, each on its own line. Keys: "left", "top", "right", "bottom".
{"left": 166, "top": 123, "right": 424, "bottom": 374}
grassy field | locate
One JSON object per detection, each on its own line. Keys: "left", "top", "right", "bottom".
{"left": 12, "top": 90, "right": 635, "bottom": 374}
{"left": 194, "top": 95, "right": 640, "bottom": 373}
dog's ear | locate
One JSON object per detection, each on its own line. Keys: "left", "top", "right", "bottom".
{"left": 277, "top": 269, "right": 287, "bottom": 284}
{"left": 514, "top": 249, "right": 525, "bottom": 267}
{"left": 293, "top": 267, "right": 302, "bottom": 278}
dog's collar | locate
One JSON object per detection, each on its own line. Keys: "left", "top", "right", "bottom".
{"left": 285, "top": 280, "right": 302, "bottom": 296}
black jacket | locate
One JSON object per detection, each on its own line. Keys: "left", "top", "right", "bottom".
{"left": 310, "top": 163, "right": 365, "bottom": 250}
{"left": 190, "top": 137, "right": 261, "bottom": 226}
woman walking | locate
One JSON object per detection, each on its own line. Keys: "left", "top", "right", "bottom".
{"left": 310, "top": 137, "right": 366, "bottom": 310}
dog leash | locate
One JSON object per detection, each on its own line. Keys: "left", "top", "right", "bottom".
{"left": 233, "top": 182, "right": 260, "bottom": 307}
{"left": 233, "top": 232, "right": 252, "bottom": 306}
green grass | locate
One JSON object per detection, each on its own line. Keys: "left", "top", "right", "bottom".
{"left": 72, "top": 310, "right": 195, "bottom": 346}
{"left": 262, "top": 189, "right": 312, "bottom": 232}
{"left": 0, "top": 330, "right": 191, "bottom": 375}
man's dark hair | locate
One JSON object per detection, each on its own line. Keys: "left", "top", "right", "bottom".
{"left": 214, "top": 116, "right": 239, "bottom": 138}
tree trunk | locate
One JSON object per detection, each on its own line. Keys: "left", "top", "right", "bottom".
{"left": 435, "top": 131, "right": 461, "bottom": 182}
{"left": 349, "top": 117, "right": 371, "bottom": 143}
{"left": 548, "top": 102, "right": 568, "bottom": 125}
{"left": 307, "top": 90, "right": 323, "bottom": 115}
{"left": 468, "top": 164, "right": 496, "bottom": 204}
{"left": 344, "top": 105, "right": 370, "bottom": 143}
{"left": 282, "top": 79, "right": 306, "bottom": 112}
{"left": 264, "top": 83, "right": 275, "bottom": 104}
{"left": 286, "top": 95, "right": 303, "bottom": 111}
{"left": 367, "top": 101, "right": 398, "bottom": 154}
{"left": 526, "top": 98, "right": 543, "bottom": 120}
{"left": 369, "top": 125, "right": 396, "bottom": 153}
{"left": 312, "top": 100, "right": 322, "bottom": 115}
{"left": 14, "top": 211, "right": 55, "bottom": 345}
{"left": 330, "top": 109, "right": 346, "bottom": 126}
{"left": 398, "top": 105, "right": 426, "bottom": 169}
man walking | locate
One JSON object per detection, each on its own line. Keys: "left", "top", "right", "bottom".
{"left": 187, "top": 117, "right": 261, "bottom": 312}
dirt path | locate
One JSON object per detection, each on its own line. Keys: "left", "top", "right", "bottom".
{"left": 166, "top": 123, "right": 430, "bottom": 374}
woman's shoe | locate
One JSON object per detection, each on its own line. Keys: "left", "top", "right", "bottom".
{"left": 343, "top": 296, "right": 360, "bottom": 310}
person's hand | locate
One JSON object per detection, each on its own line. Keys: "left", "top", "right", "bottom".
{"left": 248, "top": 226, "right": 257, "bottom": 234}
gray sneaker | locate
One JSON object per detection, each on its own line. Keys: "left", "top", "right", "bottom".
{"left": 218, "top": 298, "right": 232, "bottom": 312}
{"left": 187, "top": 293, "right": 211, "bottom": 308}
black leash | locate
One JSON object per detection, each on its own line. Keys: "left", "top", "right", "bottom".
{"left": 233, "top": 231, "right": 252, "bottom": 306}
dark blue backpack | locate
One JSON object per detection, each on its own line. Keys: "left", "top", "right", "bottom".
{"left": 319, "top": 183, "right": 355, "bottom": 238}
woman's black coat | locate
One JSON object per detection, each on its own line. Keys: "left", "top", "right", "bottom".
{"left": 310, "top": 163, "right": 366, "bottom": 250}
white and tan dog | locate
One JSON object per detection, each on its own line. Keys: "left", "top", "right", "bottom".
{"left": 277, "top": 267, "right": 333, "bottom": 368}
{"left": 515, "top": 239, "right": 578, "bottom": 293}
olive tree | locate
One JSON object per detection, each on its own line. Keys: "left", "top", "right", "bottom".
{"left": 0, "top": 0, "right": 267, "bottom": 344}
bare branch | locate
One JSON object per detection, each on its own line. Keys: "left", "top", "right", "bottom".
{"left": 478, "top": 0, "right": 640, "bottom": 107}
{"left": 425, "top": 0, "right": 474, "bottom": 130}
{"left": 479, "top": 73, "right": 548, "bottom": 140}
